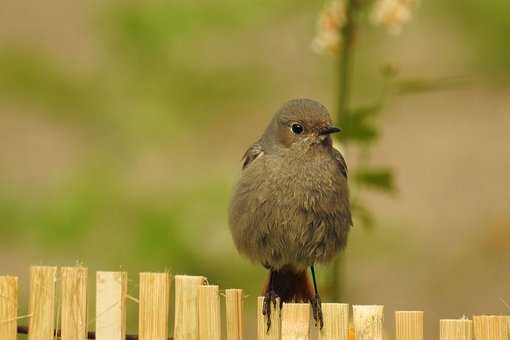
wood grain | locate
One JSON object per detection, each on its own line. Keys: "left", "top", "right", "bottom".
{"left": 257, "top": 296, "right": 281, "bottom": 340}
{"left": 0, "top": 276, "right": 18, "bottom": 340}
{"left": 225, "top": 289, "right": 244, "bottom": 340}
{"left": 319, "top": 303, "right": 349, "bottom": 340}
{"left": 139, "top": 272, "right": 171, "bottom": 340}
{"left": 197, "top": 285, "right": 221, "bottom": 340}
{"left": 28, "top": 266, "right": 57, "bottom": 340}
{"left": 440, "top": 319, "right": 473, "bottom": 340}
{"left": 396, "top": 311, "right": 423, "bottom": 340}
{"left": 353, "top": 305, "right": 384, "bottom": 340}
{"left": 173, "top": 275, "right": 206, "bottom": 340}
{"left": 473, "top": 315, "right": 508, "bottom": 340}
{"left": 281, "top": 303, "right": 310, "bottom": 340}
{"left": 60, "top": 266, "right": 88, "bottom": 340}
{"left": 95, "top": 271, "right": 127, "bottom": 340}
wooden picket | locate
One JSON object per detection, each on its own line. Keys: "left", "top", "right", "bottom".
{"left": 353, "top": 305, "right": 384, "bottom": 340}
{"left": 95, "top": 271, "right": 127, "bottom": 340}
{"left": 257, "top": 296, "right": 281, "bottom": 340}
{"left": 281, "top": 302, "right": 310, "bottom": 340}
{"left": 225, "top": 288, "right": 244, "bottom": 340}
{"left": 28, "top": 266, "right": 57, "bottom": 340}
{"left": 440, "top": 319, "right": 473, "bottom": 340}
{"left": 173, "top": 275, "right": 206, "bottom": 340}
{"left": 1, "top": 266, "right": 509, "bottom": 340}
{"left": 318, "top": 303, "right": 349, "bottom": 340}
{"left": 0, "top": 276, "right": 17, "bottom": 340}
{"left": 396, "top": 311, "right": 423, "bottom": 340}
{"left": 197, "top": 285, "right": 221, "bottom": 340}
{"left": 60, "top": 266, "right": 88, "bottom": 340}
{"left": 138, "top": 272, "right": 171, "bottom": 340}
{"left": 473, "top": 315, "right": 509, "bottom": 340}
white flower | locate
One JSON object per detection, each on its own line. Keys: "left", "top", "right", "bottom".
{"left": 312, "top": 0, "right": 347, "bottom": 55}
{"left": 371, "top": 0, "right": 417, "bottom": 35}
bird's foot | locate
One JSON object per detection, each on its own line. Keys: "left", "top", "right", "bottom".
{"left": 262, "top": 290, "right": 278, "bottom": 332}
{"left": 310, "top": 293, "right": 324, "bottom": 329}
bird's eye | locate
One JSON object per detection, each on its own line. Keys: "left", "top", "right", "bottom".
{"left": 291, "top": 123, "right": 304, "bottom": 135}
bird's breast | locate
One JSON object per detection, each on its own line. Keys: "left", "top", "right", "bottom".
{"left": 258, "top": 148, "right": 344, "bottom": 210}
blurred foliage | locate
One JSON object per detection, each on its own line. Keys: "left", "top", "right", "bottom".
{"left": 350, "top": 200, "right": 375, "bottom": 230}
{"left": 395, "top": 76, "right": 470, "bottom": 95}
{"left": 443, "top": 0, "right": 510, "bottom": 70}
{"left": 0, "top": 52, "right": 105, "bottom": 122}
{"left": 354, "top": 167, "right": 395, "bottom": 193}
{"left": 339, "top": 105, "right": 381, "bottom": 143}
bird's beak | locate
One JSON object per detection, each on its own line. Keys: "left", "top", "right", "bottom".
{"left": 319, "top": 126, "right": 342, "bottom": 135}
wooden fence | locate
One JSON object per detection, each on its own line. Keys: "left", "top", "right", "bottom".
{"left": 1, "top": 266, "right": 509, "bottom": 340}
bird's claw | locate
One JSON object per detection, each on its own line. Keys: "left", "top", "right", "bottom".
{"left": 311, "top": 294, "right": 324, "bottom": 329}
{"left": 262, "top": 290, "right": 278, "bottom": 332}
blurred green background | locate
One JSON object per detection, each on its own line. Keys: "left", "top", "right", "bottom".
{"left": 1, "top": 0, "right": 509, "bottom": 338}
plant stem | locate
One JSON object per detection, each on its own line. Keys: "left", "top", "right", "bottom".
{"left": 332, "top": 0, "right": 357, "bottom": 303}
{"left": 336, "top": 0, "right": 357, "bottom": 126}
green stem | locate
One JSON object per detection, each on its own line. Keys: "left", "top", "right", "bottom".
{"left": 332, "top": 0, "right": 357, "bottom": 303}
{"left": 336, "top": 0, "right": 357, "bottom": 126}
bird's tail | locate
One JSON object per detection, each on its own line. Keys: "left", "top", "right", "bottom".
{"left": 263, "top": 268, "right": 314, "bottom": 303}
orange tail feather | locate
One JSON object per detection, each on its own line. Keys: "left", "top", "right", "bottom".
{"left": 263, "top": 268, "right": 314, "bottom": 303}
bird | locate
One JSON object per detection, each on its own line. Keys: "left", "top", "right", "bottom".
{"left": 228, "top": 98, "right": 352, "bottom": 329}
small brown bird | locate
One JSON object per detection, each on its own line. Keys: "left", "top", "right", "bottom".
{"left": 229, "top": 98, "right": 352, "bottom": 329}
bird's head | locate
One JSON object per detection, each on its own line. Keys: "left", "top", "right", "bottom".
{"left": 263, "top": 98, "right": 341, "bottom": 149}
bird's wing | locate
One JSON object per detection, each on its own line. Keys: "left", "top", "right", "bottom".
{"left": 241, "top": 143, "right": 264, "bottom": 169}
{"left": 332, "top": 147, "right": 348, "bottom": 178}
